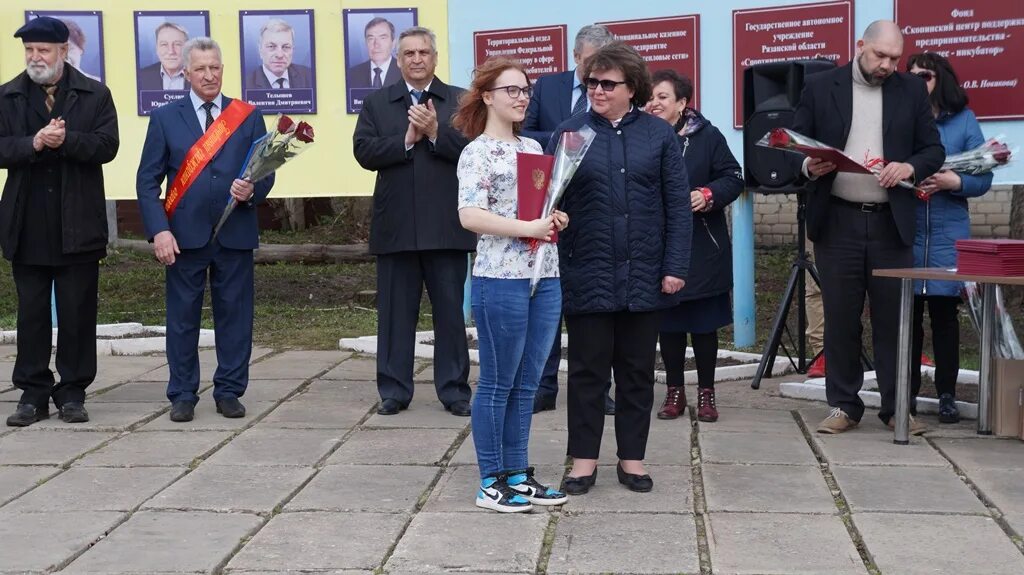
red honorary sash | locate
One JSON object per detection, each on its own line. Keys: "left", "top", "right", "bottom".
{"left": 163, "top": 99, "right": 256, "bottom": 218}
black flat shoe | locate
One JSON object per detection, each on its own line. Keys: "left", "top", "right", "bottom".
{"left": 617, "top": 463, "right": 653, "bottom": 493}
{"left": 6, "top": 403, "right": 49, "bottom": 427}
{"left": 446, "top": 399, "right": 471, "bottom": 417}
{"left": 58, "top": 402, "right": 89, "bottom": 423}
{"left": 377, "top": 398, "right": 405, "bottom": 415}
{"left": 564, "top": 468, "right": 597, "bottom": 495}
{"left": 169, "top": 401, "right": 195, "bottom": 422}
{"left": 532, "top": 393, "right": 556, "bottom": 414}
{"left": 215, "top": 397, "right": 246, "bottom": 418}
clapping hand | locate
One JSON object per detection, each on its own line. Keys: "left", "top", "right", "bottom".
{"left": 408, "top": 99, "right": 439, "bottom": 141}
{"left": 33, "top": 118, "right": 65, "bottom": 151}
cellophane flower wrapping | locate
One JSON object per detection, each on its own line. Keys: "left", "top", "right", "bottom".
{"left": 530, "top": 125, "right": 597, "bottom": 296}
{"left": 212, "top": 114, "right": 315, "bottom": 239}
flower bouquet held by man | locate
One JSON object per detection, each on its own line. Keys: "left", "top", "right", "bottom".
{"left": 212, "top": 114, "right": 315, "bottom": 238}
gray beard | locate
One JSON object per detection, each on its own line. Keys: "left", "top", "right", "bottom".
{"left": 26, "top": 60, "right": 62, "bottom": 85}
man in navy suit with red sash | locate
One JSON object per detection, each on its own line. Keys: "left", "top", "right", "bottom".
{"left": 137, "top": 37, "right": 274, "bottom": 423}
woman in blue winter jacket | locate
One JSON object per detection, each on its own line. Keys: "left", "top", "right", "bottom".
{"left": 645, "top": 69, "right": 744, "bottom": 424}
{"left": 906, "top": 52, "right": 992, "bottom": 424}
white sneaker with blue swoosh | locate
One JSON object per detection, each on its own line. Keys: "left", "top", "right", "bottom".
{"left": 475, "top": 475, "right": 533, "bottom": 513}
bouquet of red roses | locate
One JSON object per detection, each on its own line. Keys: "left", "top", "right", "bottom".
{"left": 942, "top": 137, "right": 1014, "bottom": 175}
{"left": 212, "top": 114, "right": 315, "bottom": 239}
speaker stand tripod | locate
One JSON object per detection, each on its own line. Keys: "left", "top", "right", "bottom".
{"left": 750, "top": 192, "right": 873, "bottom": 390}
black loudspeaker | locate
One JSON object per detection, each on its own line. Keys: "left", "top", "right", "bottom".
{"left": 742, "top": 59, "right": 836, "bottom": 193}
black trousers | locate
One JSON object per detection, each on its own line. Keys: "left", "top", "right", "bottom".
{"left": 911, "top": 295, "right": 961, "bottom": 408}
{"left": 538, "top": 311, "right": 613, "bottom": 402}
{"left": 566, "top": 310, "right": 660, "bottom": 460}
{"left": 12, "top": 262, "right": 99, "bottom": 408}
{"left": 376, "top": 250, "right": 471, "bottom": 407}
{"left": 815, "top": 201, "right": 912, "bottom": 423}
{"left": 659, "top": 330, "right": 718, "bottom": 389}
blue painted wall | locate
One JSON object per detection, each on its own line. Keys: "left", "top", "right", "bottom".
{"left": 448, "top": 0, "right": 1024, "bottom": 184}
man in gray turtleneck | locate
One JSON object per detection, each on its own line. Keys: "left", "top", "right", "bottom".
{"left": 792, "top": 20, "right": 945, "bottom": 435}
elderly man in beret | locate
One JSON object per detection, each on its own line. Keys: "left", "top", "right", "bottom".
{"left": 0, "top": 16, "right": 119, "bottom": 426}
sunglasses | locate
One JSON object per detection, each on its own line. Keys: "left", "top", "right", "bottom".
{"left": 584, "top": 77, "right": 628, "bottom": 92}
{"left": 485, "top": 84, "right": 533, "bottom": 99}
{"left": 914, "top": 70, "right": 936, "bottom": 81}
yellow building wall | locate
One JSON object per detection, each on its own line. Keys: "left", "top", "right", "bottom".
{"left": 0, "top": 0, "right": 450, "bottom": 199}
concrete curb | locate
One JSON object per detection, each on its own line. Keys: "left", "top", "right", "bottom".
{"left": 0, "top": 323, "right": 215, "bottom": 356}
{"left": 340, "top": 328, "right": 793, "bottom": 383}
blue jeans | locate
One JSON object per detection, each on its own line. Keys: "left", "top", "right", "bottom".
{"left": 471, "top": 277, "right": 561, "bottom": 479}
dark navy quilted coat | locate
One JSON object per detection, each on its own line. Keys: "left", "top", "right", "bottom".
{"left": 547, "top": 107, "right": 692, "bottom": 315}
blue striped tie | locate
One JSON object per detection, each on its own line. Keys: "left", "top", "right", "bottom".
{"left": 570, "top": 85, "right": 587, "bottom": 117}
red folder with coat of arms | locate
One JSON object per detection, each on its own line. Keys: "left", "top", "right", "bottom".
{"left": 516, "top": 152, "right": 557, "bottom": 243}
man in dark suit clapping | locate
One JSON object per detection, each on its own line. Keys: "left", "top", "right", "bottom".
{"left": 353, "top": 27, "right": 474, "bottom": 417}
{"left": 793, "top": 20, "right": 944, "bottom": 435}
{"left": 137, "top": 37, "right": 274, "bottom": 423}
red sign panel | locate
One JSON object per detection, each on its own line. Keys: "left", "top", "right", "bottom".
{"left": 896, "top": 1, "right": 1024, "bottom": 120}
{"left": 598, "top": 15, "right": 701, "bottom": 111}
{"left": 733, "top": 1, "right": 854, "bottom": 128}
{"left": 473, "top": 25, "right": 568, "bottom": 78}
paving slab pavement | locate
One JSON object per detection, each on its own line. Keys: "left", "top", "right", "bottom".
{"left": 226, "top": 511, "right": 407, "bottom": 572}
{"left": 548, "top": 512, "right": 700, "bottom": 574}
{"left": 386, "top": 512, "right": 548, "bottom": 573}
{"left": 0, "top": 465, "right": 60, "bottom": 506}
{"left": 0, "top": 510, "right": 126, "bottom": 573}
{"left": 707, "top": 512, "right": 866, "bottom": 575}
{"left": 702, "top": 463, "right": 836, "bottom": 513}
{"left": 3, "top": 466, "right": 183, "bottom": 513}
{"left": 856, "top": 513, "right": 1024, "bottom": 575}
{"left": 60, "top": 510, "right": 262, "bottom": 574}
{"left": 143, "top": 465, "right": 316, "bottom": 513}
{"left": 1, "top": 354, "right": 1022, "bottom": 574}
{"left": 832, "top": 465, "right": 989, "bottom": 514}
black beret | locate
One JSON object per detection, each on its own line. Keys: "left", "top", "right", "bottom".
{"left": 14, "top": 16, "right": 69, "bottom": 44}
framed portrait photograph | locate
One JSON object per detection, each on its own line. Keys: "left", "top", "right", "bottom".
{"left": 26, "top": 11, "right": 105, "bottom": 84}
{"left": 343, "top": 7, "right": 418, "bottom": 114}
{"left": 134, "top": 10, "right": 210, "bottom": 116}
{"left": 239, "top": 9, "right": 317, "bottom": 115}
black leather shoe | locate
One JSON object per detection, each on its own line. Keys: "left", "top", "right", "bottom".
{"left": 377, "top": 398, "right": 405, "bottom": 415}
{"left": 605, "top": 396, "right": 616, "bottom": 416}
{"left": 6, "top": 403, "right": 49, "bottom": 427}
{"left": 617, "top": 463, "right": 653, "bottom": 493}
{"left": 564, "top": 468, "right": 598, "bottom": 495}
{"left": 532, "top": 393, "right": 556, "bottom": 414}
{"left": 58, "top": 402, "right": 89, "bottom": 423}
{"left": 169, "top": 401, "right": 195, "bottom": 422}
{"left": 216, "top": 397, "right": 246, "bottom": 418}
{"left": 446, "top": 399, "right": 471, "bottom": 417}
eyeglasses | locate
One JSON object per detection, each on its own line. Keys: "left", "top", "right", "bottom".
{"left": 914, "top": 70, "right": 936, "bottom": 81}
{"left": 584, "top": 77, "right": 628, "bottom": 92}
{"left": 485, "top": 84, "right": 533, "bottom": 99}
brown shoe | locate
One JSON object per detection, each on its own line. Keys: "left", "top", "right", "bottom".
{"left": 696, "top": 388, "right": 718, "bottom": 422}
{"left": 657, "top": 386, "right": 686, "bottom": 419}
{"left": 816, "top": 408, "right": 858, "bottom": 434}
{"left": 887, "top": 415, "right": 928, "bottom": 436}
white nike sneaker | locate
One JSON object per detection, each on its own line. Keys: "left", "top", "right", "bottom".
{"left": 475, "top": 476, "right": 533, "bottom": 513}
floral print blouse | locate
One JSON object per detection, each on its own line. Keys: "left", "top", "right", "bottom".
{"left": 457, "top": 134, "right": 559, "bottom": 279}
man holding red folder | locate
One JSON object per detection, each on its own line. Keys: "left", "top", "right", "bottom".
{"left": 793, "top": 20, "right": 943, "bottom": 435}
{"left": 137, "top": 37, "right": 274, "bottom": 423}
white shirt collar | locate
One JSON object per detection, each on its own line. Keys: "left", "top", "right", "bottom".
{"left": 262, "top": 65, "right": 290, "bottom": 88}
{"left": 371, "top": 57, "right": 393, "bottom": 78}
{"left": 160, "top": 66, "right": 185, "bottom": 79}
{"left": 189, "top": 90, "right": 223, "bottom": 111}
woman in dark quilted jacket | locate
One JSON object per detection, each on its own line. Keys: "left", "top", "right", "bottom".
{"left": 547, "top": 42, "right": 692, "bottom": 495}
{"left": 646, "top": 69, "right": 744, "bottom": 424}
